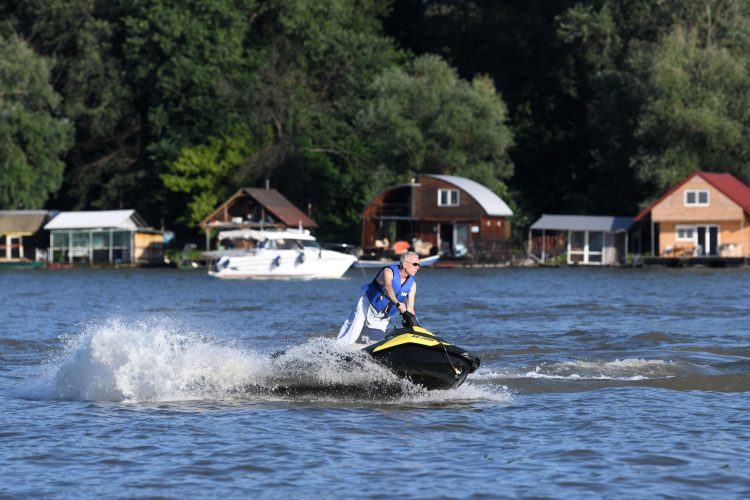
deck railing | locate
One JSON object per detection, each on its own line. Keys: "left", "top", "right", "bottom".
{"left": 376, "top": 203, "right": 410, "bottom": 217}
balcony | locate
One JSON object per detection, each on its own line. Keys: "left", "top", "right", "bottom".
{"left": 376, "top": 203, "right": 411, "bottom": 218}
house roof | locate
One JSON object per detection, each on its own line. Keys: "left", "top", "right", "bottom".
{"left": 531, "top": 214, "right": 634, "bottom": 232}
{"left": 201, "top": 188, "right": 318, "bottom": 229}
{"left": 44, "top": 210, "right": 148, "bottom": 230}
{"left": 421, "top": 174, "right": 513, "bottom": 216}
{"left": 634, "top": 172, "right": 750, "bottom": 221}
{"left": 244, "top": 188, "right": 317, "bottom": 228}
{"left": 0, "top": 210, "right": 50, "bottom": 235}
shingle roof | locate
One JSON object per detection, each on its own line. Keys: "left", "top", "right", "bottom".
{"left": 200, "top": 188, "right": 318, "bottom": 229}
{"left": 243, "top": 188, "right": 318, "bottom": 228}
{"left": 531, "top": 214, "right": 633, "bottom": 232}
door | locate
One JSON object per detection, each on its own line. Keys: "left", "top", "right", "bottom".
{"left": 696, "top": 225, "right": 719, "bottom": 256}
{"left": 7, "top": 235, "right": 21, "bottom": 259}
{"left": 438, "top": 223, "right": 469, "bottom": 257}
{"left": 438, "top": 224, "right": 452, "bottom": 256}
{"left": 587, "top": 231, "right": 603, "bottom": 263}
{"left": 708, "top": 226, "right": 719, "bottom": 255}
{"left": 453, "top": 224, "right": 469, "bottom": 257}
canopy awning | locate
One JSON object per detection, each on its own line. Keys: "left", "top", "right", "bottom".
{"left": 217, "top": 229, "right": 316, "bottom": 241}
{"left": 530, "top": 215, "right": 633, "bottom": 232}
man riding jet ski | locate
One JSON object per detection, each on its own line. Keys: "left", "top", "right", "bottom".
{"left": 363, "top": 312, "right": 480, "bottom": 390}
{"left": 267, "top": 312, "right": 480, "bottom": 394}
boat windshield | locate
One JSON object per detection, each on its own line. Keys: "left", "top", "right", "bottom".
{"left": 259, "top": 239, "right": 320, "bottom": 250}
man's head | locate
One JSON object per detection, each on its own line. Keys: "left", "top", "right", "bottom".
{"left": 399, "top": 251, "right": 420, "bottom": 276}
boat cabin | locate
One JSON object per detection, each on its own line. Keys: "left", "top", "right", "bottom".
{"left": 215, "top": 229, "right": 318, "bottom": 251}
{"left": 360, "top": 174, "right": 513, "bottom": 261}
{"left": 200, "top": 188, "right": 317, "bottom": 250}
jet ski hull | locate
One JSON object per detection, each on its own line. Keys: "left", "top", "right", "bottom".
{"left": 364, "top": 327, "right": 480, "bottom": 390}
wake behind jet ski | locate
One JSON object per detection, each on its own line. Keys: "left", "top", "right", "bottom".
{"left": 362, "top": 312, "right": 480, "bottom": 390}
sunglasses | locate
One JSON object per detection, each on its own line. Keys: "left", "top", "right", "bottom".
{"left": 406, "top": 261, "right": 420, "bottom": 268}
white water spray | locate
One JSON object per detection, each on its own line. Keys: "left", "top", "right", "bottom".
{"left": 19, "top": 316, "right": 507, "bottom": 404}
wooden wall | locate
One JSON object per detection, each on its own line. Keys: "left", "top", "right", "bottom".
{"left": 134, "top": 232, "right": 164, "bottom": 264}
{"left": 479, "top": 216, "right": 511, "bottom": 241}
{"left": 652, "top": 176, "right": 744, "bottom": 222}
{"left": 657, "top": 219, "right": 749, "bottom": 256}
{"left": 412, "top": 177, "right": 483, "bottom": 220}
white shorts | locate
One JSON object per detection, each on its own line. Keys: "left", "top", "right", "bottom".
{"left": 336, "top": 295, "right": 390, "bottom": 344}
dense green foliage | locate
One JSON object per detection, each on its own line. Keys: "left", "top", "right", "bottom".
{"left": 3, "top": 0, "right": 750, "bottom": 242}
{"left": 0, "top": 34, "right": 73, "bottom": 208}
{"left": 161, "top": 130, "right": 262, "bottom": 227}
{"left": 360, "top": 55, "right": 514, "bottom": 196}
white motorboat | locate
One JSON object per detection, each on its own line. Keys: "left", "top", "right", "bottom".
{"left": 207, "top": 229, "right": 357, "bottom": 279}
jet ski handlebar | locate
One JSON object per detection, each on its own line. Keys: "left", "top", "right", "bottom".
{"left": 401, "top": 311, "right": 420, "bottom": 328}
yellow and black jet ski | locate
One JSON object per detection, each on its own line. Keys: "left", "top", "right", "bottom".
{"left": 363, "top": 312, "right": 480, "bottom": 390}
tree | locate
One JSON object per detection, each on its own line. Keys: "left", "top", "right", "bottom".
{"left": 384, "top": 0, "right": 580, "bottom": 220}
{"left": 161, "top": 129, "right": 265, "bottom": 227}
{"left": 122, "top": 0, "right": 257, "bottom": 161}
{"left": 359, "top": 54, "right": 514, "bottom": 197}
{"left": 2, "top": 0, "right": 138, "bottom": 210}
{"left": 0, "top": 35, "right": 73, "bottom": 208}
{"left": 631, "top": 4, "right": 750, "bottom": 195}
{"left": 555, "top": 0, "right": 750, "bottom": 209}
{"left": 239, "top": 0, "right": 402, "bottom": 237}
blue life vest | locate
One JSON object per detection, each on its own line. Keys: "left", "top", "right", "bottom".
{"left": 361, "top": 264, "right": 414, "bottom": 316}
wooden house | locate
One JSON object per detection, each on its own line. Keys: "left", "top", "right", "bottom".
{"left": 200, "top": 188, "right": 317, "bottom": 250}
{"left": 0, "top": 210, "right": 51, "bottom": 264}
{"left": 634, "top": 172, "right": 750, "bottom": 259}
{"left": 360, "top": 174, "right": 513, "bottom": 260}
{"left": 44, "top": 210, "right": 164, "bottom": 266}
{"left": 528, "top": 215, "right": 633, "bottom": 265}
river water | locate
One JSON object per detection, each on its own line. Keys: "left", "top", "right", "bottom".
{"left": 2, "top": 266, "right": 749, "bottom": 497}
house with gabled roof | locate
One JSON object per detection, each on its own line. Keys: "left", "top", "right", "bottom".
{"left": 360, "top": 174, "right": 513, "bottom": 262}
{"left": 634, "top": 172, "right": 750, "bottom": 259}
{"left": 44, "top": 210, "right": 164, "bottom": 266}
{"left": 200, "top": 187, "right": 317, "bottom": 250}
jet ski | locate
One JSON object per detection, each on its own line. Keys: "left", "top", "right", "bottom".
{"left": 363, "top": 312, "right": 480, "bottom": 390}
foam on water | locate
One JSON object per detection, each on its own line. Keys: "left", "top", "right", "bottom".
{"left": 17, "top": 317, "right": 506, "bottom": 404}
{"left": 474, "top": 358, "right": 682, "bottom": 382}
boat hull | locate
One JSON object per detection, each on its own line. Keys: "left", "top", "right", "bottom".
{"left": 209, "top": 248, "right": 356, "bottom": 279}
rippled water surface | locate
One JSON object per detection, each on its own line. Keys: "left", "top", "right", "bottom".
{"left": 2, "top": 266, "right": 750, "bottom": 497}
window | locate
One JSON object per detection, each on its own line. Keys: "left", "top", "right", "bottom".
{"left": 676, "top": 225, "right": 695, "bottom": 241}
{"left": 684, "top": 189, "right": 709, "bottom": 206}
{"left": 567, "top": 231, "right": 604, "bottom": 265}
{"left": 438, "top": 189, "right": 459, "bottom": 207}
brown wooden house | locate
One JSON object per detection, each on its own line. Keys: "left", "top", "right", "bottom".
{"left": 361, "top": 174, "right": 513, "bottom": 260}
{"left": 200, "top": 188, "right": 317, "bottom": 250}
{"left": 634, "top": 172, "right": 750, "bottom": 259}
